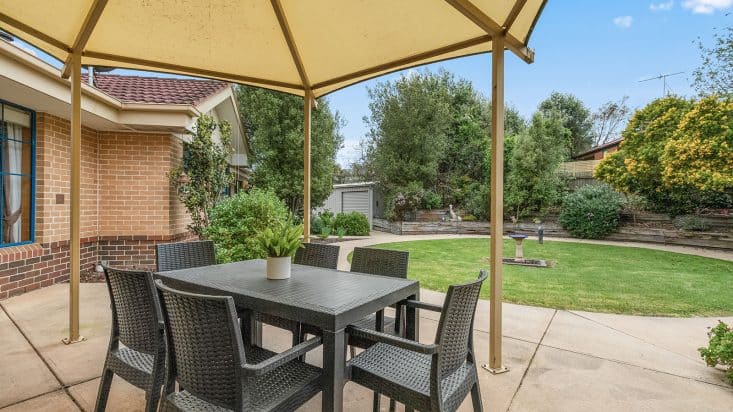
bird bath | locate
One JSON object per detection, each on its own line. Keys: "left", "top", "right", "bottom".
{"left": 503, "top": 233, "right": 548, "bottom": 267}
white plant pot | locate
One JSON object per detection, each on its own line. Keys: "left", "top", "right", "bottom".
{"left": 266, "top": 256, "right": 292, "bottom": 280}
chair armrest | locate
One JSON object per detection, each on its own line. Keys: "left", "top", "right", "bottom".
{"left": 241, "top": 336, "right": 322, "bottom": 376}
{"left": 347, "top": 325, "right": 438, "bottom": 355}
{"left": 399, "top": 299, "right": 443, "bottom": 313}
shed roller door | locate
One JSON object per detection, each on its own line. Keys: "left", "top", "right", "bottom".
{"left": 342, "top": 190, "right": 370, "bottom": 217}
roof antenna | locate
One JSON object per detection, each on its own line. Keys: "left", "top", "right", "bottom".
{"left": 638, "top": 72, "right": 684, "bottom": 96}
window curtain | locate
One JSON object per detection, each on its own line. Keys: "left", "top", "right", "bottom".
{"left": 4, "top": 124, "right": 23, "bottom": 243}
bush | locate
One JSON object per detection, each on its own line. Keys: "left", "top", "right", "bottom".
{"left": 462, "top": 214, "right": 477, "bottom": 222}
{"left": 333, "top": 212, "right": 370, "bottom": 236}
{"left": 559, "top": 184, "right": 623, "bottom": 239}
{"left": 384, "top": 182, "right": 423, "bottom": 221}
{"left": 311, "top": 210, "right": 335, "bottom": 235}
{"left": 204, "top": 189, "right": 290, "bottom": 263}
{"left": 421, "top": 190, "right": 442, "bottom": 210}
{"left": 699, "top": 321, "right": 733, "bottom": 385}
{"left": 674, "top": 215, "right": 712, "bottom": 232}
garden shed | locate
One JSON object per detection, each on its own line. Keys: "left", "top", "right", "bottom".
{"left": 318, "top": 182, "right": 377, "bottom": 227}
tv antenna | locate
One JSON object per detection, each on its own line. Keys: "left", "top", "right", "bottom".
{"left": 638, "top": 72, "right": 684, "bottom": 96}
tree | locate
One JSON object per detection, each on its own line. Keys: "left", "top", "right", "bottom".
{"left": 591, "top": 96, "right": 631, "bottom": 145}
{"left": 538, "top": 92, "right": 593, "bottom": 156}
{"left": 662, "top": 96, "right": 733, "bottom": 194}
{"left": 593, "top": 96, "right": 731, "bottom": 215}
{"left": 364, "top": 71, "right": 451, "bottom": 194}
{"left": 692, "top": 23, "right": 733, "bottom": 97}
{"left": 505, "top": 111, "right": 569, "bottom": 218}
{"left": 237, "top": 85, "right": 343, "bottom": 214}
{"left": 169, "top": 114, "right": 233, "bottom": 237}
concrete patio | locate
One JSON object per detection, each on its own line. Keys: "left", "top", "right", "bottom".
{"left": 1, "top": 279, "right": 731, "bottom": 412}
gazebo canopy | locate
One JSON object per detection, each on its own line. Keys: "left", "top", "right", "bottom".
{"left": 0, "top": 0, "right": 545, "bottom": 97}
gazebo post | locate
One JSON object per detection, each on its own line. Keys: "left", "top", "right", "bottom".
{"left": 303, "top": 91, "right": 312, "bottom": 242}
{"left": 485, "top": 36, "right": 507, "bottom": 373}
{"left": 62, "top": 52, "right": 84, "bottom": 344}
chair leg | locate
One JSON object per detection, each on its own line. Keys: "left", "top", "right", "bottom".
{"left": 372, "top": 391, "right": 380, "bottom": 412}
{"left": 470, "top": 381, "right": 483, "bottom": 412}
{"left": 94, "top": 367, "right": 114, "bottom": 412}
{"left": 144, "top": 386, "right": 161, "bottom": 412}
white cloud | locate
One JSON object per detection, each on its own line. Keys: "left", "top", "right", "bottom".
{"left": 613, "top": 16, "right": 633, "bottom": 28}
{"left": 650, "top": 1, "right": 674, "bottom": 11}
{"left": 682, "top": 0, "right": 732, "bottom": 13}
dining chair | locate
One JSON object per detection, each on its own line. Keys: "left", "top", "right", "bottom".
{"left": 347, "top": 271, "right": 488, "bottom": 412}
{"left": 95, "top": 266, "right": 166, "bottom": 412}
{"left": 155, "top": 279, "right": 324, "bottom": 411}
{"left": 347, "top": 247, "right": 409, "bottom": 351}
{"left": 155, "top": 240, "right": 216, "bottom": 272}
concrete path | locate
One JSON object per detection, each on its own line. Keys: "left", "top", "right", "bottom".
{"left": 1, "top": 281, "right": 731, "bottom": 411}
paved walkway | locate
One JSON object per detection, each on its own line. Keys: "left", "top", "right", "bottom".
{"left": 1, "top": 234, "right": 731, "bottom": 411}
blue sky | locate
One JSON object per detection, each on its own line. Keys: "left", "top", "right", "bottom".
{"left": 6, "top": 1, "right": 731, "bottom": 167}
{"left": 329, "top": 0, "right": 732, "bottom": 166}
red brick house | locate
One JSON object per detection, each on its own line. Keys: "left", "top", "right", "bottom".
{"left": 0, "top": 39, "right": 249, "bottom": 298}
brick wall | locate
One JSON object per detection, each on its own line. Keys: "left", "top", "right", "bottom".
{"left": 0, "top": 113, "right": 194, "bottom": 299}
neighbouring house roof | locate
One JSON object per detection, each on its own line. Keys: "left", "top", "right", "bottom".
{"left": 82, "top": 74, "right": 229, "bottom": 105}
{"left": 572, "top": 138, "right": 623, "bottom": 160}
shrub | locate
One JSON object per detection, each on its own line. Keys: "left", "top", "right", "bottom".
{"left": 310, "top": 210, "right": 335, "bottom": 235}
{"left": 559, "top": 184, "right": 623, "bottom": 239}
{"left": 333, "top": 212, "right": 370, "bottom": 236}
{"left": 385, "top": 183, "right": 423, "bottom": 221}
{"left": 462, "top": 214, "right": 477, "bottom": 222}
{"left": 699, "top": 321, "right": 733, "bottom": 385}
{"left": 204, "top": 189, "right": 290, "bottom": 263}
{"left": 674, "top": 215, "right": 712, "bottom": 232}
{"left": 421, "top": 190, "right": 442, "bottom": 210}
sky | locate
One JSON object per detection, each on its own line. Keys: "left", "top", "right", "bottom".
{"left": 6, "top": 0, "right": 732, "bottom": 167}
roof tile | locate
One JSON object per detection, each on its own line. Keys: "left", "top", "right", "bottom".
{"left": 81, "top": 73, "right": 229, "bottom": 105}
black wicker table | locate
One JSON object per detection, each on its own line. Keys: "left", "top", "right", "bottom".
{"left": 155, "top": 259, "right": 420, "bottom": 412}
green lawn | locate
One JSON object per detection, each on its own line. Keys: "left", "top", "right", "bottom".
{"left": 366, "top": 238, "right": 733, "bottom": 317}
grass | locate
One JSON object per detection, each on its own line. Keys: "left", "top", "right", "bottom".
{"left": 365, "top": 238, "right": 733, "bottom": 317}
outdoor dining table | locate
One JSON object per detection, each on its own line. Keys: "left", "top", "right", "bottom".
{"left": 154, "top": 258, "right": 420, "bottom": 412}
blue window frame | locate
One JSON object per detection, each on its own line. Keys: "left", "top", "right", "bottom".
{"left": 0, "top": 100, "right": 36, "bottom": 247}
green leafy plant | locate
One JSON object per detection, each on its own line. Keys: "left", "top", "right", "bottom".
{"left": 421, "top": 190, "right": 442, "bottom": 210}
{"left": 169, "top": 115, "right": 233, "bottom": 237}
{"left": 256, "top": 221, "right": 304, "bottom": 258}
{"left": 674, "top": 215, "right": 712, "bottom": 232}
{"left": 699, "top": 321, "right": 733, "bottom": 384}
{"left": 559, "top": 184, "right": 623, "bottom": 239}
{"left": 333, "top": 212, "right": 370, "bottom": 236}
{"left": 462, "top": 214, "right": 477, "bottom": 222}
{"left": 204, "top": 189, "right": 290, "bottom": 263}
{"left": 318, "top": 226, "right": 331, "bottom": 240}
{"left": 335, "top": 227, "right": 347, "bottom": 239}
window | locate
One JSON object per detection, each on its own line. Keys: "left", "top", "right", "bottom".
{"left": 0, "top": 101, "right": 35, "bottom": 247}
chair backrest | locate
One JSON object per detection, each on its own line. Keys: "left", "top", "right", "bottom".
{"left": 102, "top": 266, "right": 162, "bottom": 355}
{"left": 350, "top": 247, "right": 408, "bottom": 278}
{"left": 294, "top": 242, "right": 340, "bottom": 269}
{"left": 156, "top": 279, "right": 245, "bottom": 410}
{"left": 156, "top": 240, "right": 216, "bottom": 272}
{"left": 433, "top": 271, "right": 487, "bottom": 383}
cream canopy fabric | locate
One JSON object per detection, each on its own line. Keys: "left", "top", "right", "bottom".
{"left": 0, "top": 0, "right": 545, "bottom": 97}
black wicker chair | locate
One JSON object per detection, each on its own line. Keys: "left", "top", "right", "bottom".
{"left": 155, "top": 240, "right": 216, "bottom": 272}
{"left": 155, "top": 279, "right": 324, "bottom": 411}
{"left": 348, "top": 271, "right": 488, "bottom": 412}
{"left": 95, "top": 266, "right": 166, "bottom": 412}
{"left": 294, "top": 242, "right": 340, "bottom": 269}
{"left": 347, "top": 247, "right": 409, "bottom": 350}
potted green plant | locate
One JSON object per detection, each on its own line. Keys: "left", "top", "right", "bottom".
{"left": 256, "top": 222, "right": 304, "bottom": 280}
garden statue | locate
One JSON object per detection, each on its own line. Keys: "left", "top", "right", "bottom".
{"left": 446, "top": 204, "right": 462, "bottom": 222}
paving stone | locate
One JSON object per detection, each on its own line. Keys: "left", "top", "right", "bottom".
{"left": 0, "top": 390, "right": 78, "bottom": 412}
{"left": 0, "top": 309, "right": 60, "bottom": 407}
{"left": 67, "top": 377, "right": 146, "bottom": 412}
{"left": 509, "top": 345, "right": 733, "bottom": 412}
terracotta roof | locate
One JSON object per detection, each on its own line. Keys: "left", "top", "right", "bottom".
{"left": 572, "top": 138, "right": 623, "bottom": 160}
{"left": 81, "top": 73, "right": 229, "bottom": 105}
